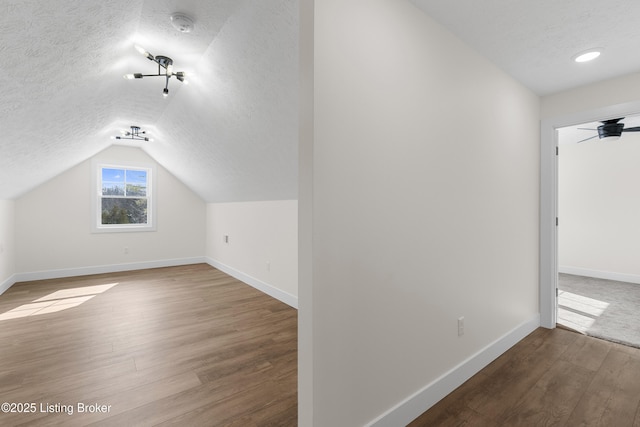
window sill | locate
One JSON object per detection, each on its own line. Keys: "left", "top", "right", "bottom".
{"left": 91, "top": 224, "right": 156, "bottom": 234}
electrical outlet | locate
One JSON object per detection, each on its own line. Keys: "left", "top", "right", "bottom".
{"left": 224, "top": 235, "right": 229, "bottom": 244}
{"left": 124, "top": 247, "right": 129, "bottom": 255}
{"left": 458, "top": 316, "right": 464, "bottom": 336}
{"left": 266, "top": 261, "right": 270, "bottom": 271}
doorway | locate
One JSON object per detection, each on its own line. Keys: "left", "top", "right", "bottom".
{"left": 554, "top": 116, "right": 640, "bottom": 347}
{"left": 540, "top": 100, "right": 640, "bottom": 330}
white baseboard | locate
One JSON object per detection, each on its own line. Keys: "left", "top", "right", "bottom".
{"left": 366, "top": 314, "right": 540, "bottom": 427}
{"left": 9, "top": 257, "right": 206, "bottom": 286}
{"left": 205, "top": 257, "right": 298, "bottom": 309}
{"left": 0, "top": 274, "right": 17, "bottom": 297}
{"left": 2, "top": 257, "right": 299, "bottom": 311}
{"left": 559, "top": 266, "right": 640, "bottom": 285}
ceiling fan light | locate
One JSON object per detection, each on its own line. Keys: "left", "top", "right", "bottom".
{"left": 574, "top": 50, "right": 601, "bottom": 63}
{"left": 601, "top": 135, "right": 620, "bottom": 141}
{"left": 597, "top": 120, "right": 624, "bottom": 140}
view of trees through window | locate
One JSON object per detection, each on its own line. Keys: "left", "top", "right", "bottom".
{"left": 101, "top": 168, "right": 148, "bottom": 225}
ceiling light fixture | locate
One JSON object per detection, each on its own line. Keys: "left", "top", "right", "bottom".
{"left": 111, "top": 126, "right": 153, "bottom": 142}
{"left": 124, "top": 45, "right": 188, "bottom": 97}
{"left": 573, "top": 49, "right": 601, "bottom": 63}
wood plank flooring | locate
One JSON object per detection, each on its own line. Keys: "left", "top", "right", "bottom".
{"left": 0, "top": 264, "right": 297, "bottom": 426}
{"left": 409, "top": 327, "right": 640, "bottom": 426}
{"left": 6, "top": 265, "right": 640, "bottom": 426}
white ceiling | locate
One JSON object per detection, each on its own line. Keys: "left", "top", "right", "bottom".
{"left": 410, "top": 0, "right": 640, "bottom": 95}
{"left": 0, "top": 0, "right": 298, "bottom": 202}
{"left": 2, "top": 1, "right": 640, "bottom": 202}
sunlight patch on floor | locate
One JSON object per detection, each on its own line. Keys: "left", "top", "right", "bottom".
{"left": 34, "top": 283, "right": 119, "bottom": 302}
{"left": 0, "top": 283, "right": 118, "bottom": 321}
{"left": 558, "top": 290, "right": 610, "bottom": 334}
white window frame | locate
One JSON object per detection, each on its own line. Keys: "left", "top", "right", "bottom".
{"left": 91, "top": 159, "right": 157, "bottom": 233}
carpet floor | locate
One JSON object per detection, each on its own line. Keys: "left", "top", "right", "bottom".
{"left": 558, "top": 273, "right": 640, "bottom": 348}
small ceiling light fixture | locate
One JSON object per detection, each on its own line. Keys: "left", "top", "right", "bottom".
{"left": 124, "top": 45, "right": 188, "bottom": 97}
{"left": 112, "top": 126, "right": 153, "bottom": 142}
{"left": 170, "top": 13, "right": 195, "bottom": 33}
{"left": 573, "top": 49, "right": 602, "bottom": 63}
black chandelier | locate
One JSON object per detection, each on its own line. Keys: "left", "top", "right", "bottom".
{"left": 124, "top": 45, "right": 187, "bottom": 97}
{"left": 112, "top": 126, "right": 152, "bottom": 142}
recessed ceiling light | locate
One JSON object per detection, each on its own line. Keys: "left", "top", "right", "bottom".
{"left": 574, "top": 49, "right": 601, "bottom": 63}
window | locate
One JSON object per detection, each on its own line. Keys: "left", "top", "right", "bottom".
{"left": 92, "top": 161, "right": 156, "bottom": 232}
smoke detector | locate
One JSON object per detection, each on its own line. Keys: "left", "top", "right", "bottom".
{"left": 170, "top": 13, "right": 194, "bottom": 33}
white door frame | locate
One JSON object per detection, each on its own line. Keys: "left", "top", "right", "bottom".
{"left": 539, "top": 100, "right": 640, "bottom": 328}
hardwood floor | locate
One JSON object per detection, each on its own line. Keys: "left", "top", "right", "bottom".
{"left": 409, "top": 327, "right": 640, "bottom": 426}
{"left": 0, "top": 264, "right": 297, "bottom": 426}
{"left": 7, "top": 266, "right": 640, "bottom": 426}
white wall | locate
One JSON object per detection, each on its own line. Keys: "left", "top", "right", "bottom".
{"left": 302, "top": 0, "right": 540, "bottom": 425}
{"left": 206, "top": 200, "right": 298, "bottom": 307}
{"left": 0, "top": 200, "right": 16, "bottom": 291}
{"left": 541, "top": 72, "right": 640, "bottom": 120}
{"left": 15, "top": 145, "right": 206, "bottom": 275}
{"left": 558, "top": 133, "right": 640, "bottom": 282}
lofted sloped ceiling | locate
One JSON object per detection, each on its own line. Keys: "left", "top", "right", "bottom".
{"left": 5, "top": 1, "right": 640, "bottom": 203}
{"left": 0, "top": 0, "right": 298, "bottom": 203}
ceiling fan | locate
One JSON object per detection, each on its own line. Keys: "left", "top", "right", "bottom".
{"left": 578, "top": 118, "right": 640, "bottom": 142}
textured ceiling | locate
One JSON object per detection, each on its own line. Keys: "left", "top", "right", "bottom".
{"left": 0, "top": 0, "right": 298, "bottom": 202}
{"left": 410, "top": 0, "right": 640, "bottom": 95}
{"left": 3, "top": 1, "right": 640, "bottom": 202}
